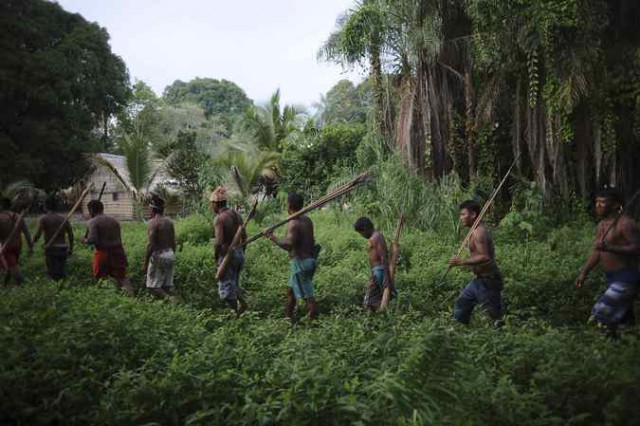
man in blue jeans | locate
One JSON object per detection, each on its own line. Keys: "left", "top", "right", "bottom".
{"left": 449, "top": 200, "right": 503, "bottom": 325}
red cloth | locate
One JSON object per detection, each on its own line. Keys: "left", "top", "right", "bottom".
{"left": 0, "top": 243, "right": 20, "bottom": 270}
{"left": 93, "top": 245, "right": 128, "bottom": 280}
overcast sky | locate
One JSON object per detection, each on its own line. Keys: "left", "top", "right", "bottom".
{"left": 55, "top": 0, "right": 363, "bottom": 107}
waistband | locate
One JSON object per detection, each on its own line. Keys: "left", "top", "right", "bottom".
{"left": 605, "top": 267, "right": 640, "bottom": 283}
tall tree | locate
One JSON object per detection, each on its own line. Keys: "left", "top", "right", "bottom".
{"left": 162, "top": 78, "right": 252, "bottom": 132}
{"left": 319, "top": 80, "right": 368, "bottom": 125}
{"left": 0, "top": 0, "right": 129, "bottom": 191}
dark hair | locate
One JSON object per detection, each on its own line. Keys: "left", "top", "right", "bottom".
{"left": 596, "top": 187, "right": 623, "bottom": 205}
{"left": 150, "top": 195, "right": 165, "bottom": 214}
{"left": 459, "top": 200, "right": 481, "bottom": 216}
{"left": 287, "top": 192, "right": 304, "bottom": 211}
{"left": 0, "top": 197, "right": 11, "bottom": 210}
{"left": 45, "top": 197, "right": 58, "bottom": 211}
{"left": 354, "top": 216, "right": 374, "bottom": 232}
{"left": 87, "top": 200, "right": 104, "bottom": 214}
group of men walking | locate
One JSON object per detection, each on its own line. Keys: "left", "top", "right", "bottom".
{"left": 0, "top": 186, "right": 638, "bottom": 333}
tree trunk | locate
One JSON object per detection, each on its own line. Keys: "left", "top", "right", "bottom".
{"left": 464, "top": 68, "right": 476, "bottom": 179}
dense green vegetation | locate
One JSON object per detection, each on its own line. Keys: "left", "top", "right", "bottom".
{"left": 2, "top": 0, "right": 640, "bottom": 424}
{"left": 2, "top": 207, "right": 640, "bottom": 425}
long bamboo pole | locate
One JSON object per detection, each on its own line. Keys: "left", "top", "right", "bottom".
{"left": 441, "top": 154, "right": 520, "bottom": 281}
{"left": 380, "top": 212, "right": 405, "bottom": 310}
{"left": 215, "top": 198, "right": 259, "bottom": 281}
{"left": 44, "top": 183, "right": 94, "bottom": 249}
{"left": 238, "top": 172, "right": 370, "bottom": 249}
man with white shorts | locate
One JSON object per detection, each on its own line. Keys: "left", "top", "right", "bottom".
{"left": 143, "top": 196, "right": 177, "bottom": 300}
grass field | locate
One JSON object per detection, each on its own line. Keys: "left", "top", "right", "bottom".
{"left": 2, "top": 210, "right": 639, "bottom": 425}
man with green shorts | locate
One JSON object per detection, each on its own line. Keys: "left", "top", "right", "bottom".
{"left": 266, "top": 192, "right": 319, "bottom": 320}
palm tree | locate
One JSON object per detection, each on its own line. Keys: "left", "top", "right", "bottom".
{"left": 240, "top": 89, "right": 304, "bottom": 152}
{"left": 319, "top": 0, "right": 392, "bottom": 139}
{"left": 213, "top": 139, "right": 280, "bottom": 204}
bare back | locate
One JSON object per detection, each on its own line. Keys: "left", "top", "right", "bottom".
{"left": 214, "top": 208, "right": 244, "bottom": 259}
{"left": 597, "top": 215, "right": 639, "bottom": 272}
{"left": 469, "top": 224, "right": 498, "bottom": 276}
{"left": 39, "top": 213, "right": 69, "bottom": 246}
{"left": 148, "top": 215, "right": 175, "bottom": 253}
{"left": 367, "top": 231, "right": 389, "bottom": 268}
{"left": 288, "top": 216, "right": 315, "bottom": 259}
{"left": 87, "top": 214, "right": 123, "bottom": 249}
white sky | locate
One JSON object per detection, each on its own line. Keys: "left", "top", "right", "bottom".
{"left": 55, "top": 0, "right": 364, "bottom": 108}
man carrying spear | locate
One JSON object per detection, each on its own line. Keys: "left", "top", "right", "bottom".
{"left": 210, "top": 186, "right": 248, "bottom": 315}
{"left": 33, "top": 197, "right": 74, "bottom": 281}
{"left": 266, "top": 192, "right": 319, "bottom": 320}
{"left": 354, "top": 216, "right": 395, "bottom": 312}
{"left": 449, "top": 200, "right": 503, "bottom": 324}
{"left": 0, "top": 197, "right": 33, "bottom": 285}
{"left": 576, "top": 188, "right": 640, "bottom": 334}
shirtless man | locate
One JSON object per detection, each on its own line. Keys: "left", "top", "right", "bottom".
{"left": 33, "top": 197, "right": 73, "bottom": 281}
{"left": 449, "top": 200, "right": 503, "bottom": 324}
{"left": 354, "top": 216, "right": 395, "bottom": 311}
{"left": 143, "top": 196, "right": 176, "bottom": 300}
{"left": 0, "top": 197, "right": 33, "bottom": 285}
{"left": 82, "top": 200, "right": 134, "bottom": 296}
{"left": 266, "top": 192, "right": 319, "bottom": 320}
{"left": 576, "top": 188, "right": 640, "bottom": 333}
{"left": 210, "top": 186, "right": 248, "bottom": 315}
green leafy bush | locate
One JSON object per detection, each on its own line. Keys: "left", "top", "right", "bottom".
{"left": 1, "top": 210, "right": 638, "bottom": 426}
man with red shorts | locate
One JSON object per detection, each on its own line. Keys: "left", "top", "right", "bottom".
{"left": 82, "top": 200, "right": 134, "bottom": 296}
{"left": 0, "top": 197, "right": 33, "bottom": 285}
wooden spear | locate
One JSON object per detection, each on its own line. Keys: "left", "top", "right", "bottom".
{"left": 599, "top": 188, "right": 640, "bottom": 245}
{"left": 215, "top": 197, "right": 259, "bottom": 281}
{"left": 238, "top": 172, "right": 371, "bottom": 248}
{"left": 380, "top": 212, "right": 405, "bottom": 310}
{"left": 44, "top": 183, "right": 94, "bottom": 249}
{"left": 441, "top": 154, "right": 520, "bottom": 281}
{"left": 83, "top": 182, "right": 106, "bottom": 240}
{"left": 0, "top": 209, "right": 28, "bottom": 265}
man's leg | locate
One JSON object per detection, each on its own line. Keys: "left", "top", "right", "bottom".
{"left": 453, "top": 280, "right": 479, "bottom": 324}
{"left": 285, "top": 287, "right": 296, "bottom": 319}
{"left": 305, "top": 297, "right": 318, "bottom": 319}
{"left": 45, "top": 252, "right": 55, "bottom": 279}
{"left": 477, "top": 286, "right": 503, "bottom": 325}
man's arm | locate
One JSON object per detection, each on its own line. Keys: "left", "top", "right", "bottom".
{"left": 267, "top": 222, "right": 295, "bottom": 251}
{"left": 65, "top": 221, "right": 74, "bottom": 254}
{"left": 450, "top": 228, "right": 491, "bottom": 267}
{"left": 83, "top": 220, "right": 97, "bottom": 245}
{"left": 597, "top": 218, "right": 640, "bottom": 256}
{"left": 213, "top": 216, "right": 226, "bottom": 260}
{"left": 21, "top": 217, "right": 33, "bottom": 253}
{"left": 170, "top": 222, "right": 176, "bottom": 253}
{"left": 376, "top": 235, "right": 392, "bottom": 287}
{"left": 576, "top": 225, "right": 602, "bottom": 288}
{"left": 144, "top": 223, "right": 156, "bottom": 271}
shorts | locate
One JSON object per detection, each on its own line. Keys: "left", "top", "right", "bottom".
{"left": 45, "top": 245, "right": 68, "bottom": 280}
{"left": 454, "top": 274, "right": 503, "bottom": 324}
{"left": 217, "top": 249, "right": 244, "bottom": 301}
{"left": 146, "top": 249, "right": 175, "bottom": 289}
{"left": 93, "top": 246, "right": 128, "bottom": 280}
{"left": 0, "top": 244, "right": 20, "bottom": 270}
{"left": 592, "top": 268, "right": 639, "bottom": 328}
{"left": 289, "top": 257, "right": 316, "bottom": 300}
